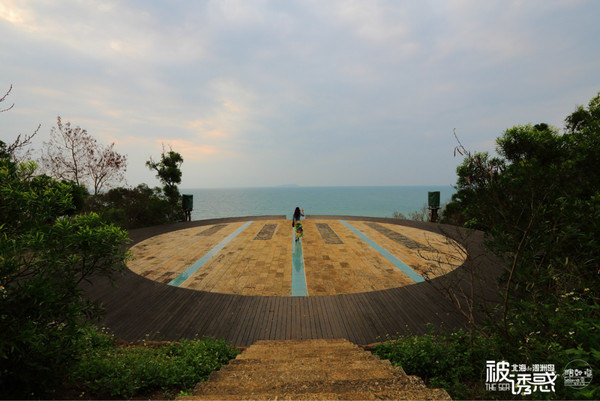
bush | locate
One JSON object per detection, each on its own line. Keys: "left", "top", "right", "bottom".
{"left": 0, "top": 147, "right": 129, "bottom": 398}
{"left": 70, "top": 330, "right": 240, "bottom": 399}
{"left": 373, "top": 329, "right": 492, "bottom": 399}
{"left": 85, "top": 184, "right": 182, "bottom": 229}
{"left": 425, "top": 91, "right": 600, "bottom": 399}
{"left": 394, "top": 203, "right": 447, "bottom": 222}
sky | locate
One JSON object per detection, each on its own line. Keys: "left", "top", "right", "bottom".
{"left": 1, "top": 0, "right": 599, "bottom": 189}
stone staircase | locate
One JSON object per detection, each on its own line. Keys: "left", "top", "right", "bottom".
{"left": 179, "top": 339, "right": 451, "bottom": 400}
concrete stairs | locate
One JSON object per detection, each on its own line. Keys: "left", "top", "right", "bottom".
{"left": 179, "top": 339, "right": 451, "bottom": 400}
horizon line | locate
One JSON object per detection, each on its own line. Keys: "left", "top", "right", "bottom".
{"left": 178, "top": 184, "right": 456, "bottom": 190}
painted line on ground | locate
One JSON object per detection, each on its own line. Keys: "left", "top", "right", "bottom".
{"left": 168, "top": 221, "right": 253, "bottom": 287}
{"left": 339, "top": 220, "right": 425, "bottom": 283}
{"left": 291, "top": 230, "right": 308, "bottom": 297}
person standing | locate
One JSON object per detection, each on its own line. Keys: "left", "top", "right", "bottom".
{"left": 292, "top": 207, "right": 304, "bottom": 242}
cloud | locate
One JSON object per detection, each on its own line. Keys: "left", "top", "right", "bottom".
{"left": 207, "top": 0, "right": 269, "bottom": 25}
{"left": 0, "top": 0, "right": 208, "bottom": 66}
{"left": 188, "top": 120, "right": 227, "bottom": 138}
{"left": 1, "top": 0, "right": 599, "bottom": 188}
{"left": 153, "top": 139, "right": 222, "bottom": 160}
{"left": 0, "top": 1, "right": 35, "bottom": 31}
{"left": 328, "top": 0, "right": 411, "bottom": 44}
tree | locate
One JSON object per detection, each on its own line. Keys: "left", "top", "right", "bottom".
{"left": 440, "top": 92, "right": 600, "bottom": 399}
{"left": 85, "top": 184, "right": 174, "bottom": 229}
{"left": 87, "top": 142, "right": 128, "bottom": 195}
{"left": 565, "top": 93, "right": 600, "bottom": 135}
{"left": 40, "top": 116, "right": 127, "bottom": 195}
{"left": 146, "top": 147, "right": 184, "bottom": 218}
{"left": 1, "top": 85, "right": 40, "bottom": 163}
{"left": 0, "top": 141, "right": 130, "bottom": 397}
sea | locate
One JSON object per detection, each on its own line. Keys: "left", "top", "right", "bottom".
{"left": 180, "top": 186, "right": 455, "bottom": 221}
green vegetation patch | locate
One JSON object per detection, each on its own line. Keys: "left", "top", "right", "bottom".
{"left": 373, "top": 329, "right": 490, "bottom": 399}
{"left": 70, "top": 330, "right": 240, "bottom": 399}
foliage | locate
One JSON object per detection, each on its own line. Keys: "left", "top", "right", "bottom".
{"left": 146, "top": 147, "right": 183, "bottom": 203}
{"left": 85, "top": 184, "right": 176, "bottom": 229}
{"left": 394, "top": 203, "right": 446, "bottom": 222}
{"left": 408, "top": 204, "right": 429, "bottom": 221}
{"left": 440, "top": 150, "right": 504, "bottom": 229}
{"left": 40, "top": 116, "right": 127, "bottom": 195}
{"left": 430, "top": 92, "right": 600, "bottom": 399}
{"left": 392, "top": 211, "right": 407, "bottom": 219}
{"left": 374, "top": 321, "right": 599, "bottom": 400}
{"left": 70, "top": 330, "right": 240, "bottom": 399}
{"left": 66, "top": 179, "right": 90, "bottom": 214}
{"left": 0, "top": 144, "right": 129, "bottom": 398}
{"left": 445, "top": 96, "right": 600, "bottom": 330}
{"left": 373, "top": 329, "right": 491, "bottom": 399}
{"left": 146, "top": 146, "right": 184, "bottom": 221}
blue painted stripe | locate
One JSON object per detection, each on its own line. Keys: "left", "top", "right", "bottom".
{"left": 168, "top": 221, "right": 253, "bottom": 287}
{"left": 291, "top": 234, "right": 308, "bottom": 297}
{"left": 339, "top": 220, "right": 425, "bottom": 283}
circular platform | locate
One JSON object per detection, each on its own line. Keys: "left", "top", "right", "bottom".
{"left": 128, "top": 218, "right": 466, "bottom": 296}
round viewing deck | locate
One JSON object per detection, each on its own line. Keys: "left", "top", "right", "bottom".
{"left": 82, "top": 215, "right": 500, "bottom": 346}
{"left": 128, "top": 218, "right": 467, "bottom": 296}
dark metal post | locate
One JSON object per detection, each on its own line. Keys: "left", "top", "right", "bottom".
{"left": 182, "top": 194, "right": 193, "bottom": 222}
{"left": 427, "top": 191, "right": 441, "bottom": 223}
{"left": 428, "top": 207, "right": 440, "bottom": 223}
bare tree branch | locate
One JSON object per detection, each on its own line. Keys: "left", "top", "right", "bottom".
{"left": 39, "top": 116, "right": 127, "bottom": 194}
{"left": 5, "top": 124, "right": 41, "bottom": 163}
{"left": 0, "top": 84, "right": 14, "bottom": 113}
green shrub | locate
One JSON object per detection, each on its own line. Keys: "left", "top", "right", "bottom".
{"left": 0, "top": 149, "right": 129, "bottom": 398}
{"left": 71, "top": 331, "right": 240, "bottom": 399}
{"left": 374, "top": 309, "right": 599, "bottom": 400}
{"left": 426, "top": 91, "right": 600, "bottom": 399}
{"left": 85, "top": 184, "right": 180, "bottom": 229}
{"left": 373, "top": 329, "right": 492, "bottom": 399}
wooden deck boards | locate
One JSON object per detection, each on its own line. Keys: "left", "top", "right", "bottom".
{"left": 82, "top": 215, "right": 502, "bottom": 346}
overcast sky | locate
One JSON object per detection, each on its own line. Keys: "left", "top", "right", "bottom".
{"left": 1, "top": 0, "right": 599, "bottom": 188}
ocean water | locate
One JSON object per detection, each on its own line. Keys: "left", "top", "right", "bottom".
{"left": 181, "top": 186, "right": 455, "bottom": 221}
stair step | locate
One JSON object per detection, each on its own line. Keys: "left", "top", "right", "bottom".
{"left": 179, "top": 391, "right": 373, "bottom": 400}
{"left": 252, "top": 339, "right": 351, "bottom": 347}
{"left": 244, "top": 339, "right": 361, "bottom": 350}
{"left": 179, "top": 339, "right": 449, "bottom": 401}
{"left": 181, "top": 388, "right": 450, "bottom": 400}
{"left": 229, "top": 352, "right": 383, "bottom": 366}
{"left": 222, "top": 358, "right": 403, "bottom": 374}
{"left": 373, "top": 388, "right": 452, "bottom": 400}
{"left": 208, "top": 365, "right": 398, "bottom": 383}
{"left": 240, "top": 341, "right": 362, "bottom": 350}
{"left": 248, "top": 343, "right": 362, "bottom": 351}
{"left": 236, "top": 348, "right": 374, "bottom": 360}
{"left": 196, "top": 376, "right": 426, "bottom": 396}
